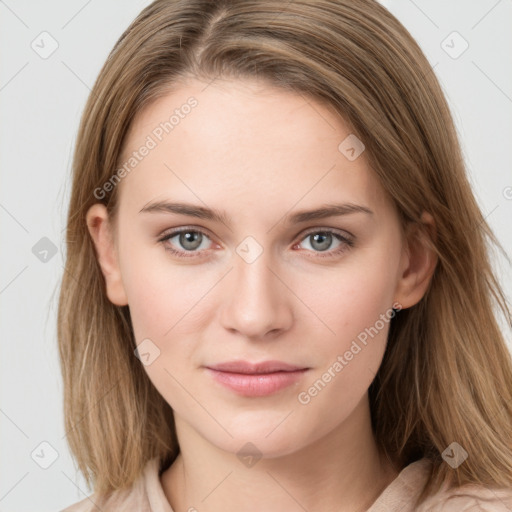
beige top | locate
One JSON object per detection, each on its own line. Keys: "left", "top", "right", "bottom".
{"left": 61, "top": 457, "right": 512, "bottom": 512}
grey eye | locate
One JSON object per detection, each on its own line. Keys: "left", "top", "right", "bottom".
{"left": 177, "top": 231, "right": 203, "bottom": 251}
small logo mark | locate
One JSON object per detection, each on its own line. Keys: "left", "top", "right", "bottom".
{"left": 442, "top": 442, "right": 468, "bottom": 468}
{"left": 236, "top": 441, "right": 262, "bottom": 468}
{"left": 31, "top": 31, "right": 59, "bottom": 59}
{"left": 134, "top": 338, "right": 161, "bottom": 366}
{"left": 441, "top": 31, "right": 469, "bottom": 59}
{"left": 31, "top": 441, "right": 59, "bottom": 469}
{"left": 338, "top": 134, "right": 365, "bottom": 161}
{"left": 32, "top": 237, "right": 58, "bottom": 263}
{"left": 236, "top": 236, "right": 263, "bottom": 264}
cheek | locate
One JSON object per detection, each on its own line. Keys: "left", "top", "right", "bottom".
{"left": 305, "top": 252, "right": 399, "bottom": 347}
{"left": 118, "top": 237, "right": 207, "bottom": 341}
{"left": 293, "top": 265, "right": 397, "bottom": 429}
{"left": 293, "top": 241, "right": 400, "bottom": 405}
{"left": 118, "top": 248, "right": 206, "bottom": 408}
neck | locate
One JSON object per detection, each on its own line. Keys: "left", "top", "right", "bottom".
{"left": 161, "top": 396, "right": 398, "bottom": 512}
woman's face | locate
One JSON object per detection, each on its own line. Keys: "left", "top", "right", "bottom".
{"left": 92, "top": 77, "right": 413, "bottom": 457}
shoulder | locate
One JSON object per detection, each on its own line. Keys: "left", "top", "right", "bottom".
{"left": 418, "top": 482, "right": 512, "bottom": 512}
{"left": 373, "top": 458, "right": 512, "bottom": 512}
{"left": 60, "top": 496, "right": 93, "bottom": 512}
{"left": 59, "top": 457, "right": 164, "bottom": 512}
{"left": 59, "top": 486, "right": 146, "bottom": 512}
{"left": 59, "top": 495, "right": 95, "bottom": 512}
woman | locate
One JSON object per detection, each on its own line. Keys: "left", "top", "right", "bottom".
{"left": 59, "top": 1, "right": 512, "bottom": 510}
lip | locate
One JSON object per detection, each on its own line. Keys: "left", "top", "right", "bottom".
{"left": 207, "top": 360, "right": 306, "bottom": 374}
{"left": 205, "top": 360, "right": 309, "bottom": 397}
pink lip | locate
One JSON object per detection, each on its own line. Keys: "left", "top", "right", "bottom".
{"left": 205, "top": 360, "right": 309, "bottom": 397}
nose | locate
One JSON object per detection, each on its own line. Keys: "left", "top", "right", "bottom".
{"left": 219, "top": 250, "right": 294, "bottom": 340}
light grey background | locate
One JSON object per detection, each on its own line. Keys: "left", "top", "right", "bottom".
{"left": 1, "top": 1, "right": 511, "bottom": 510}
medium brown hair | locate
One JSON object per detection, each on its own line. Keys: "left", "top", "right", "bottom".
{"left": 58, "top": 0, "right": 512, "bottom": 504}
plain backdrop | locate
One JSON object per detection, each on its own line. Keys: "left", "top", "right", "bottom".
{"left": 1, "top": 1, "right": 511, "bottom": 510}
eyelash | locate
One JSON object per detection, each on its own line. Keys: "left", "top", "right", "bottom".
{"left": 157, "top": 226, "right": 355, "bottom": 260}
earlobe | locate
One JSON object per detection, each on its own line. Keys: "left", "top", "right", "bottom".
{"left": 86, "top": 203, "right": 128, "bottom": 306}
{"left": 394, "top": 212, "right": 438, "bottom": 309}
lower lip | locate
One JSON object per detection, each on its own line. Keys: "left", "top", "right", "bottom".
{"left": 206, "top": 368, "right": 309, "bottom": 397}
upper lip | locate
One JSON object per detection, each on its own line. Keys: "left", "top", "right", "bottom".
{"left": 206, "top": 360, "right": 307, "bottom": 374}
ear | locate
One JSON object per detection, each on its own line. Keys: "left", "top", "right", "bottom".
{"left": 393, "top": 211, "right": 438, "bottom": 309}
{"left": 86, "top": 203, "right": 128, "bottom": 306}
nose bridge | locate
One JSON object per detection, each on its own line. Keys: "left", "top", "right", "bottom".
{"left": 220, "top": 240, "right": 292, "bottom": 338}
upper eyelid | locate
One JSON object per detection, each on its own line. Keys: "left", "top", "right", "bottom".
{"left": 298, "top": 226, "right": 354, "bottom": 239}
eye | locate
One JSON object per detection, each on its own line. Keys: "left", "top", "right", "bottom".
{"left": 294, "top": 229, "right": 354, "bottom": 258}
{"left": 158, "top": 227, "right": 214, "bottom": 258}
{"left": 157, "top": 227, "right": 355, "bottom": 260}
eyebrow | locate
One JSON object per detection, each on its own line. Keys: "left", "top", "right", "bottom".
{"left": 139, "top": 200, "right": 373, "bottom": 225}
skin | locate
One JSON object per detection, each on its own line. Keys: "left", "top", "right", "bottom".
{"left": 87, "top": 77, "right": 437, "bottom": 512}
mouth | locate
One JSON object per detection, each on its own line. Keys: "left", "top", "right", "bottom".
{"left": 204, "top": 360, "right": 310, "bottom": 397}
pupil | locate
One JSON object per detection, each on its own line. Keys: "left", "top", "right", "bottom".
{"left": 182, "top": 231, "right": 201, "bottom": 250}
{"left": 312, "top": 233, "right": 331, "bottom": 251}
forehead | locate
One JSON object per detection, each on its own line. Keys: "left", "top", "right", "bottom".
{"left": 115, "top": 77, "right": 386, "bottom": 217}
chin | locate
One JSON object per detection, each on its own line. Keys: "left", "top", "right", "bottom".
{"left": 199, "top": 415, "right": 311, "bottom": 459}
